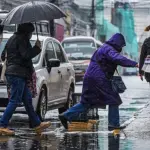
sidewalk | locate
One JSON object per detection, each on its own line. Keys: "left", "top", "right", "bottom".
{"left": 125, "top": 103, "right": 150, "bottom": 139}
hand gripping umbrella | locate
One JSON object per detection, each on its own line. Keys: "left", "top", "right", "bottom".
{"left": 1, "top": 1, "right": 66, "bottom": 38}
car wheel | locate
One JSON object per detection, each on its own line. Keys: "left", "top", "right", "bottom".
{"left": 36, "top": 88, "right": 47, "bottom": 121}
{"left": 58, "top": 87, "right": 74, "bottom": 114}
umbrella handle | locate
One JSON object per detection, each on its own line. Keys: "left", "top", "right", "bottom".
{"left": 35, "top": 22, "right": 39, "bottom": 40}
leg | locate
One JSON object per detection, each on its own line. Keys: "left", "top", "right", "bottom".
{"left": 22, "top": 85, "right": 41, "bottom": 128}
{"left": 108, "top": 105, "right": 126, "bottom": 131}
{"left": 108, "top": 105, "right": 120, "bottom": 128}
{"left": 59, "top": 103, "right": 90, "bottom": 129}
{"left": 0, "top": 76, "right": 25, "bottom": 128}
{"left": 22, "top": 85, "right": 50, "bottom": 132}
{"left": 63, "top": 103, "right": 90, "bottom": 121}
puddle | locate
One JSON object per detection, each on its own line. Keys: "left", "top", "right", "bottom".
{"left": 0, "top": 77, "right": 149, "bottom": 149}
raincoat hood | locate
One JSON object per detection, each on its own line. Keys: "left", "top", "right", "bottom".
{"left": 106, "top": 33, "right": 126, "bottom": 52}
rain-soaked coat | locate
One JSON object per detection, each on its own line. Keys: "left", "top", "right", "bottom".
{"left": 80, "top": 33, "right": 137, "bottom": 107}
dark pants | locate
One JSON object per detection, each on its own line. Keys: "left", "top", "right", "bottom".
{"left": 63, "top": 103, "right": 120, "bottom": 127}
{"left": 0, "top": 75, "right": 41, "bottom": 128}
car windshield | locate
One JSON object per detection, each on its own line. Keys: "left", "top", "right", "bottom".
{"left": 63, "top": 41, "right": 96, "bottom": 60}
{"left": 0, "top": 38, "right": 42, "bottom": 64}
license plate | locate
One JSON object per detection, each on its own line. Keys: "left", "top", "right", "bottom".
{"left": 75, "top": 70, "right": 83, "bottom": 73}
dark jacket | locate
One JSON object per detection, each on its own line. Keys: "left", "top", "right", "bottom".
{"left": 1, "top": 33, "right": 41, "bottom": 79}
{"left": 139, "top": 37, "right": 150, "bottom": 82}
{"left": 80, "top": 33, "right": 137, "bottom": 106}
{"left": 139, "top": 37, "right": 150, "bottom": 75}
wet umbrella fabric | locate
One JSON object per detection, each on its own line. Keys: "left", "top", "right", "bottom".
{"left": 2, "top": 1, "right": 66, "bottom": 25}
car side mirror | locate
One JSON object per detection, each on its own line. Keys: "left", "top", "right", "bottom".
{"left": 47, "top": 59, "right": 60, "bottom": 68}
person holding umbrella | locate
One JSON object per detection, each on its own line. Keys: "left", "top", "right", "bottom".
{"left": 0, "top": 23, "right": 50, "bottom": 135}
{"left": 0, "top": 0, "right": 66, "bottom": 135}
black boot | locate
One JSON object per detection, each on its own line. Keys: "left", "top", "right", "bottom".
{"left": 108, "top": 125, "right": 126, "bottom": 131}
{"left": 59, "top": 114, "right": 68, "bottom": 129}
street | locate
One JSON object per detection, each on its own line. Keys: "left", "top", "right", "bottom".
{"left": 0, "top": 76, "right": 149, "bottom": 150}
{"left": 0, "top": 0, "right": 150, "bottom": 149}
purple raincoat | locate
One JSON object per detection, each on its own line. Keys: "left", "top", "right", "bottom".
{"left": 80, "top": 33, "right": 137, "bottom": 107}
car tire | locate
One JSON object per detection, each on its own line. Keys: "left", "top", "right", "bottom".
{"left": 58, "top": 87, "right": 74, "bottom": 114}
{"left": 36, "top": 88, "right": 47, "bottom": 121}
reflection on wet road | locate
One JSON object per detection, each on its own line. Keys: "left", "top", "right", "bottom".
{"left": 0, "top": 76, "right": 150, "bottom": 150}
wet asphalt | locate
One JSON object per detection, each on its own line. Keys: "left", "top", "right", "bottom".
{"left": 0, "top": 76, "right": 149, "bottom": 150}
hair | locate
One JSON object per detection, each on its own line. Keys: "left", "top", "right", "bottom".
{"left": 17, "top": 23, "right": 35, "bottom": 34}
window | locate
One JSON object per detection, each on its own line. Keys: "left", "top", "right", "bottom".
{"left": 62, "top": 40, "right": 96, "bottom": 60}
{"left": 96, "top": 43, "right": 101, "bottom": 49}
{"left": 45, "top": 42, "right": 56, "bottom": 62}
{"left": 33, "top": 24, "right": 41, "bottom": 34}
{"left": 41, "top": 24, "right": 48, "bottom": 33}
{"left": 54, "top": 42, "right": 66, "bottom": 63}
{"left": 36, "top": 24, "right": 41, "bottom": 32}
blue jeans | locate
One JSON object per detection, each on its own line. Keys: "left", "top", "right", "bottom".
{"left": 0, "top": 75, "right": 41, "bottom": 128}
{"left": 108, "top": 105, "right": 119, "bottom": 127}
{"left": 64, "top": 103, "right": 120, "bottom": 127}
{"left": 64, "top": 103, "right": 90, "bottom": 121}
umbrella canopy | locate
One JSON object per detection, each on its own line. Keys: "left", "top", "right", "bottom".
{"left": 2, "top": 1, "right": 66, "bottom": 25}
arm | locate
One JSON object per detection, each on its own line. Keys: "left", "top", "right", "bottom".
{"left": 18, "top": 38, "right": 41, "bottom": 60}
{"left": 106, "top": 48, "right": 137, "bottom": 67}
{"left": 139, "top": 41, "right": 147, "bottom": 75}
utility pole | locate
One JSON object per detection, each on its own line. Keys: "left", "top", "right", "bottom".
{"left": 48, "top": 0, "right": 58, "bottom": 37}
{"left": 90, "top": 0, "right": 96, "bottom": 37}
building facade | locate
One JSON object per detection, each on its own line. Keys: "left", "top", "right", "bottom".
{"left": 0, "top": 0, "right": 90, "bottom": 38}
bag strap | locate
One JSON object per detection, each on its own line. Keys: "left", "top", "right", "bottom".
{"left": 115, "top": 68, "right": 120, "bottom": 76}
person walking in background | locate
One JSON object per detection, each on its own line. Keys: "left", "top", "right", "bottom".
{"left": 139, "top": 27, "right": 150, "bottom": 82}
{"left": 0, "top": 23, "right": 50, "bottom": 135}
{"left": 59, "top": 33, "right": 138, "bottom": 130}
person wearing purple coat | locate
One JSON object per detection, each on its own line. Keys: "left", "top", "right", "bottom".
{"left": 59, "top": 33, "right": 138, "bottom": 130}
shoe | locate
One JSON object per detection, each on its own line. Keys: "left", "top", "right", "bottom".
{"left": 0, "top": 128, "right": 15, "bottom": 136}
{"left": 108, "top": 125, "right": 126, "bottom": 131}
{"left": 35, "top": 122, "right": 51, "bottom": 133}
{"left": 59, "top": 114, "right": 68, "bottom": 129}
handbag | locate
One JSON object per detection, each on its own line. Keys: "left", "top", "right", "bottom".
{"left": 111, "top": 70, "right": 127, "bottom": 93}
{"left": 142, "top": 55, "right": 150, "bottom": 73}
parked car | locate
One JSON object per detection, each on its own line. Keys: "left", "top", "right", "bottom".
{"left": 0, "top": 33, "right": 75, "bottom": 120}
{"left": 62, "top": 36, "right": 103, "bottom": 82}
{"left": 123, "top": 67, "right": 138, "bottom": 76}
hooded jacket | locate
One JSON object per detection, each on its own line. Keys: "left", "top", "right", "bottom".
{"left": 80, "top": 33, "right": 137, "bottom": 106}
{"left": 1, "top": 33, "right": 41, "bottom": 79}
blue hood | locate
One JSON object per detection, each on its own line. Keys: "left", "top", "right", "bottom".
{"left": 106, "top": 33, "right": 126, "bottom": 51}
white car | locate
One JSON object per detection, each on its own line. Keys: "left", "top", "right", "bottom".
{"left": 62, "top": 36, "right": 103, "bottom": 82}
{"left": 0, "top": 33, "right": 75, "bottom": 120}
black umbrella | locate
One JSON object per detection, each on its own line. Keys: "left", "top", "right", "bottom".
{"left": 2, "top": 1, "right": 66, "bottom": 38}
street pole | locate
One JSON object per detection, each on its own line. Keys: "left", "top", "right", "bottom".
{"left": 49, "top": 0, "right": 58, "bottom": 37}
{"left": 90, "top": 0, "right": 95, "bottom": 37}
